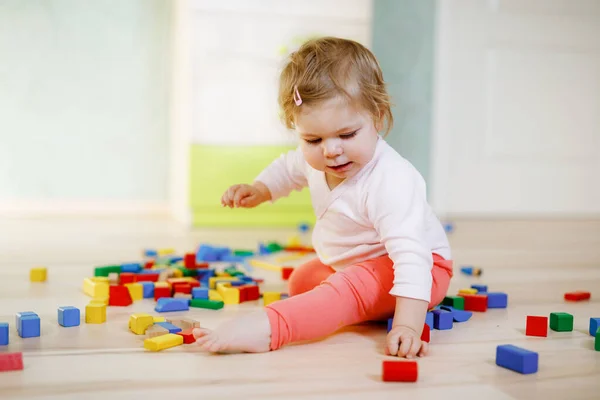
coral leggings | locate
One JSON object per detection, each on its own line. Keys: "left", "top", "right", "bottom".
{"left": 265, "top": 253, "right": 453, "bottom": 350}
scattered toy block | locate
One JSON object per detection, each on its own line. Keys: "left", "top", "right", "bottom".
{"left": 216, "top": 283, "right": 240, "bottom": 305}
{"left": 249, "top": 259, "right": 282, "bottom": 272}
{"left": 176, "top": 328, "right": 196, "bottom": 344}
{"left": 166, "top": 318, "right": 200, "bottom": 330}
{"left": 156, "top": 322, "right": 182, "bottom": 334}
{"left": 135, "top": 273, "right": 160, "bottom": 283}
{"left": 190, "top": 299, "right": 224, "bottom": 310}
{"left": 421, "top": 323, "right": 430, "bottom": 343}
{"left": 442, "top": 296, "right": 464, "bottom": 310}
{"left": 596, "top": 330, "right": 600, "bottom": 351}
{"left": 550, "top": 312, "right": 573, "bottom": 332}
{"left": 153, "top": 316, "right": 165, "bottom": 323}
{"left": 155, "top": 298, "right": 189, "bottom": 313}
{"left": 30, "top": 267, "right": 47, "bottom": 282}
{"left": 173, "top": 283, "right": 192, "bottom": 295}
{"left": 119, "top": 273, "right": 136, "bottom": 285}
{"left": 0, "top": 352, "right": 23, "bottom": 372}
{"left": 590, "top": 318, "right": 600, "bottom": 336}
{"left": 192, "top": 287, "right": 209, "bottom": 300}
{"left": 208, "top": 276, "right": 239, "bottom": 289}
{"left": 184, "top": 253, "right": 196, "bottom": 268}
{"left": 496, "top": 344, "right": 538, "bottom": 374}
{"left": 425, "top": 312, "right": 434, "bottom": 329}
{"left": 387, "top": 318, "right": 393, "bottom": 333}
{"left": 121, "top": 263, "right": 142, "bottom": 273}
{"left": 458, "top": 288, "right": 478, "bottom": 295}
{"left": 382, "top": 360, "right": 418, "bottom": 382}
{"left": 458, "top": 294, "right": 488, "bottom": 312}
{"left": 263, "top": 292, "right": 281, "bottom": 307}
{"left": 439, "top": 306, "right": 473, "bottom": 322}
{"left": 94, "top": 265, "right": 122, "bottom": 277}
{"left": 129, "top": 313, "right": 154, "bottom": 335}
{"left": 208, "top": 290, "right": 224, "bottom": 302}
{"left": 144, "top": 249, "right": 158, "bottom": 257}
{"left": 85, "top": 303, "right": 106, "bottom": 324}
{"left": 460, "top": 266, "right": 482, "bottom": 276}
{"left": 471, "top": 284, "right": 487, "bottom": 293}
{"left": 109, "top": 285, "right": 133, "bottom": 307}
{"left": 526, "top": 316, "right": 548, "bottom": 337}
{"left": 144, "top": 260, "right": 155, "bottom": 269}
{"left": 0, "top": 323, "right": 8, "bottom": 345}
{"left": 92, "top": 277, "right": 109, "bottom": 284}
{"left": 125, "top": 283, "right": 143, "bottom": 301}
{"left": 432, "top": 309, "right": 453, "bottom": 330}
{"left": 564, "top": 291, "right": 591, "bottom": 302}
{"left": 241, "top": 285, "right": 260, "bottom": 301}
{"left": 154, "top": 285, "right": 172, "bottom": 301}
{"left": 17, "top": 313, "right": 40, "bottom": 338}
{"left": 144, "top": 333, "right": 183, "bottom": 351}
{"left": 484, "top": 292, "right": 508, "bottom": 308}
{"left": 139, "top": 281, "right": 154, "bottom": 299}
{"left": 157, "top": 248, "right": 176, "bottom": 257}
{"left": 83, "top": 278, "right": 109, "bottom": 298}
{"left": 146, "top": 324, "right": 169, "bottom": 338}
{"left": 58, "top": 306, "right": 80, "bottom": 328}
{"left": 281, "top": 267, "right": 294, "bottom": 280}
{"left": 173, "top": 293, "right": 192, "bottom": 300}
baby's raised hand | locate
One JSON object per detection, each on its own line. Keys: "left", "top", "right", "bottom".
{"left": 221, "top": 183, "right": 270, "bottom": 208}
{"left": 386, "top": 324, "right": 428, "bottom": 359}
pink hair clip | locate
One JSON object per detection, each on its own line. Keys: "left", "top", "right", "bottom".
{"left": 293, "top": 85, "right": 302, "bottom": 106}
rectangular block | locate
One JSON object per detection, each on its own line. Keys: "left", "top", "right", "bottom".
{"left": 146, "top": 324, "right": 169, "bottom": 338}
{"left": 496, "top": 344, "right": 538, "bottom": 374}
{"left": 176, "top": 328, "right": 196, "bottom": 344}
{"left": 94, "top": 265, "right": 121, "bottom": 277}
{"left": 125, "top": 283, "right": 143, "bottom": 301}
{"left": 459, "top": 294, "right": 488, "bottom": 312}
{"left": 121, "top": 263, "right": 142, "bottom": 273}
{"left": 526, "top": 316, "right": 548, "bottom": 337}
{"left": 190, "top": 299, "right": 224, "bottom": 310}
{"left": 550, "top": 312, "right": 573, "bottom": 332}
{"left": 459, "top": 288, "right": 478, "bottom": 295}
{"left": 471, "top": 284, "right": 488, "bottom": 293}
{"left": 0, "top": 322, "right": 8, "bottom": 345}
{"left": 442, "top": 296, "right": 464, "bottom": 310}
{"left": 144, "top": 333, "right": 183, "bottom": 351}
{"left": 425, "top": 312, "right": 434, "bottom": 329}
{"left": 156, "top": 322, "right": 182, "bottom": 334}
{"left": 155, "top": 298, "right": 189, "bottom": 313}
{"left": 166, "top": 318, "right": 200, "bottom": 330}
{"left": 58, "top": 306, "right": 80, "bottom": 328}
{"left": 192, "top": 287, "right": 209, "bottom": 300}
{"left": 590, "top": 318, "right": 600, "bottom": 336}
{"left": 0, "top": 352, "right": 23, "bottom": 372}
{"left": 596, "top": 330, "right": 600, "bottom": 351}
{"left": 382, "top": 360, "right": 418, "bottom": 382}
{"left": 485, "top": 292, "right": 508, "bottom": 308}
{"left": 140, "top": 281, "right": 155, "bottom": 298}
{"left": 564, "top": 291, "right": 591, "bottom": 302}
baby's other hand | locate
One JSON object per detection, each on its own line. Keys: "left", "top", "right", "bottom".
{"left": 385, "top": 325, "right": 428, "bottom": 359}
{"left": 221, "top": 184, "right": 266, "bottom": 208}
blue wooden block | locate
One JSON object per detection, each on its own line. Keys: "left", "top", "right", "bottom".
{"left": 221, "top": 255, "right": 245, "bottom": 263}
{"left": 156, "top": 322, "right": 182, "bottom": 334}
{"left": 144, "top": 249, "right": 158, "bottom": 257}
{"left": 471, "top": 284, "right": 488, "bottom": 293}
{"left": 590, "top": 318, "right": 600, "bottom": 336}
{"left": 140, "top": 282, "right": 155, "bottom": 299}
{"left": 387, "top": 318, "right": 393, "bottom": 333}
{"left": 168, "top": 256, "right": 183, "bottom": 264}
{"left": 58, "top": 306, "right": 80, "bottom": 327}
{"left": 18, "top": 314, "right": 40, "bottom": 338}
{"left": 483, "top": 292, "right": 508, "bottom": 308}
{"left": 425, "top": 312, "right": 434, "bottom": 329}
{"left": 239, "top": 276, "right": 254, "bottom": 283}
{"left": 229, "top": 280, "right": 246, "bottom": 287}
{"left": 192, "top": 287, "right": 209, "bottom": 300}
{"left": 496, "top": 344, "right": 538, "bottom": 374}
{"left": 432, "top": 309, "right": 453, "bottom": 330}
{"left": 121, "top": 263, "right": 142, "bottom": 273}
{"left": 16, "top": 311, "right": 36, "bottom": 326}
{"left": 440, "top": 305, "right": 473, "bottom": 322}
{"left": 258, "top": 243, "right": 271, "bottom": 255}
{"left": 155, "top": 298, "right": 190, "bottom": 313}
{"left": 0, "top": 322, "right": 8, "bottom": 345}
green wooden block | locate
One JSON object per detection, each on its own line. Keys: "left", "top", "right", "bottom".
{"left": 550, "top": 312, "right": 573, "bottom": 332}
{"left": 442, "top": 296, "right": 465, "bottom": 310}
{"left": 266, "top": 242, "right": 284, "bottom": 252}
{"left": 94, "top": 265, "right": 121, "bottom": 277}
{"left": 595, "top": 329, "right": 599, "bottom": 351}
{"left": 233, "top": 250, "right": 254, "bottom": 256}
{"left": 190, "top": 299, "right": 224, "bottom": 310}
{"left": 175, "top": 267, "right": 196, "bottom": 277}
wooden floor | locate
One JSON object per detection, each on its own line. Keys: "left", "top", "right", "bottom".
{"left": 0, "top": 217, "right": 599, "bottom": 399}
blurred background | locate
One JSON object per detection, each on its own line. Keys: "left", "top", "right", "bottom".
{"left": 1, "top": 0, "right": 598, "bottom": 228}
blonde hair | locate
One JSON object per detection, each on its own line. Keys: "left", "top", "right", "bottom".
{"left": 278, "top": 37, "right": 393, "bottom": 135}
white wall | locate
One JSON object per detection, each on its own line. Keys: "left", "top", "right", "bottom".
{"left": 0, "top": 0, "right": 171, "bottom": 214}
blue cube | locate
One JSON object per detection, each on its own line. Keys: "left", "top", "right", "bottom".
{"left": 58, "top": 306, "right": 80, "bottom": 327}
{"left": 471, "top": 284, "right": 488, "bottom": 293}
{"left": 16, "top": 311, "right": 36, "bottom": 326}
{"left": 156, "top": 322, "right": 182, "bottom": 334}
{"left": 140, "top": 281, "right": 155, "bottom": 298}
{"left": 0, "top": 322, "right": 8, "bottom": 345}
{"left": 18, "top": 313, "right": 40, "bottom": 338}
{"left": 425, "top": 312, "right": 434, "bottom": 329}
{"left": 432, "top": 309, "right": 453, "bottom": 330}
{"left": 485, "top": 292, "right": 508, "bottom": 308}
{"left": 387, "top": 318, "right": 393, "bottom": 333}
{"left": 590, "top": 318, "right": 600, "bottom": 336}
{"left": 192, "top": 287, "right": 209, "bottom": 300}
{"left": 496, "top": 345, "right": 538, "bottom": 374}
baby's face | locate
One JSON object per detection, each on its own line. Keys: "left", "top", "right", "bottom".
{"left": 295, "top": 97, "right": 379, "bottom": 187}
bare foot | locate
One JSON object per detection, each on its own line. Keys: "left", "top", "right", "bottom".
{"left": 193, "top": 310, "right": 271, "bottom": 353}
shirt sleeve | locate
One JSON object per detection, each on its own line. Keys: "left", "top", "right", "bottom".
{"left": 254, "top": 147, "right": 309, "bottom": 201}
{"left": 365, "top": 166, "right": 433, "bottom": 302}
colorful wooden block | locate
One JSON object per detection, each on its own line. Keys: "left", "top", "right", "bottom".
{"left": 526, "top": 316, "right": 548, "bottom": 337}
{"left": 58, "top": 306, "right": 80, "bottom": 328}
{"left": 589, "top": 318, "right": 600, "bottom": 336}
{"left": 83, "top": 278, "right": 109, "bottom": 298}
{"left": 460, "top": 266, "right": 482, "bottom": 276}
{"left": 176, "top": 328, "right": 196, "bottom": 344}
{"left": 121, "top": 263, "right": 142, "bottom": 273}
{"left": 471, "top": 284, "right": 488, "bottom": 293}
{"left": 425, "top": 312, "right": 434, "bottom": 329}
{"left": 191, "top": 287, "right": 209, "bottom": 300}
{"left": 596, "top": 330, "right": 600, "bottom": 351}
{"left": 154, "top": 285, "right": 172, "bottom": 301}
{"left": 281, "top": 267, "right": 294, "bottom": 280}
{"left": 458, "top": 288, "right": 478, "bottom": 295}
{"left": 139, "top": 281, "right": 154, "bottom": 298}
{"left": 382, "top": 360, "right": 418, "bottom": 382}
{"left": 108, "top": 285, "right": 133, "bottom": 306}
{"left": 564, "top": 291, "right": 591, "bottom": 302}
{"left": 144, "top": 333, "right": 183, "bottom": 351}
{"left": 442, "top": 296, "right": 464, "bottom": 310}
{"left": 125, "top": 283, "right": 143, "bottom": 301}
{"left": 135, "top": 273, "right": 160, "bottom": 283}
{"left": 496, "top": 344, "right": 538, "bottom": 374}
{"left": 119, "top": 273, "right": 136, "bottom": 285}
{"left": 94, "top": 265, "right": 121, "bottom": 277}
{"left": 156, "top": 322, "right": 182, "bottom": 334}
{"left": 129, "top": 313, "right": 154, "bottom": 335}
{"left": 166, "top": 318, "right": 200, "bottom": 330}
{"left": 421, "top": 323, "right": 430, "bottom": 343}
{"left": 217, "top": 283, "right": 240, "bottom": 305}
{"left": 439, "top": 306, "right": 473, "bottom": 322}
{"left": 30, "top": 267, "right": 47, "bottom": 282}
{"left": 146, "top": 324, "right": 169, "bottom": 338}
{"left": 208, "top": 276, "right": 239, "bottom": 289}
{"left": 240, "top": 285, "right": 260, "bottom": 301}
{"left": 189, "top": 299, "right": 224, "bottom": 310}
{"left": 155, "top": 298, "right": 189, "bottom": 313}
{"left": 263, "top": 292, "right": 281, "bottom": 307}
{"left": 484, "top": 292, "right": 508, "bottom": 308}
{"left": 17, "top": 313, "right": 40, "bottom": 338}
{"left": 85, "top": 303, "right": 106, "bottom": 324}
{"left": 459, "top": 294, "right": 488, "bottom": 312}
{"left": 432, "top": 309, "right": 453, "bottom": 330}
{"left": 550, "top": 312, "right": 573, "bottom": 332}
{"left": 0, "top": 352, "right": 23, "bottom": 372}
{"left": 0, "top": 323, "right": 8, "bottom": 345}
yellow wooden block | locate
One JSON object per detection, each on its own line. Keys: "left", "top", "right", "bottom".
{"left": 92, "top": 296, "right": 109, "bottom": 305}
{"left": 83, "top": 278, "right": 109, "bottom": 298}
{"left": 125, "top": 283, "right": 143, "bottom": 301}
{"left": 215, "top": 271, "right": 231, "bottom": 277}
{"left": 263, "top": 292, "right": 281, "bottom": 307}
{"left": 85, "top": 302, "right": 106, "bottom": 324}
{"left": 217, "top": 283, "right": 239, "bottom": 305}
{"left": 30, "top": 267, "right": 47, "bottom": 282}
{"left": 209, "top": 289, "right": 224, "bottom": 301}
{"left": 129, "top": 313, "right": 154, "bottom": 335}
{"left": 170, "top": 268, "right": 183, "bottom": 278}
{"left": 459, "top": 288, "right": 478, "bottom": 295}
{"left": 287, "top": 235, "right": 302, "bottom": 247}
{"left": 249, "top": 259, "right": 282, "bottom": 272}
{"left": 209, "top": 276, "right": 239, "bottom": 289}
{"left": 157, "top": 248, "right": 176, "bottom": 257}
{"left": 92, "top": 277, "right": 109, "bottom": 283}
{"left": 153, "top": 316, "right": 166, "bottom": 323}
{"left": 276, "top": 252, "right": 308, "bottom": 263}
{"left": 144, "top": 333, "right": 183, "bottom": 351}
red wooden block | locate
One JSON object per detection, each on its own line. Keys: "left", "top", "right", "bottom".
{"left": 176, "top": 328, "right": 196, "bottom": 344}
{"left": 420, "top": 323, "right": 430, "bottom": 343}
{"left": 188, "top": 280, "right": 201, "bottom": 289}
{"left": 144, "top": 261, "right": 154, "bottom": 269}
{"left": 154, "top": 286, "right": 172, "bottom": 301}
{"left": 283, "top": 246, "right": 315, "bottom": 252}
{"left": 281, "top": 267, "right": 294, "bottom": 281}
{"left": 526, "top": 316, "right": 548, "bottom": 337}
{"left": 173, "top": 283, "right": 192, "bottom": 294}
{"left": 184, "top": 253, "right": 196, "bottom": 268}
{"left": 195, "top": 262, "right": 209, "bottom": 269}
{"left": 458, "top": 294, "right": 488, "bottom": 312}
{"left": 564, "top": 291, "right": 591, "bottom": 302}
{"left": 0, "top": 352, "right": 24, "bottom": 372}
{"left": 135, "top": 273, "right": 159, "bottom": 282}
{"left": 119, "top": 273, "right": 136, "bottom": 285}
{"left": 241, "top": 285, "right": 260, "bottom": 301}
{"left": 109, "top": 285, "right": 133, "bottom": 306}
{"left": 238, "top": 286, "right": 249, "bottom": 303}
{"left": 253, "top": 278, "right": 264, "bottom": 284}
{"left": 382, "top": 360, "right": 418, "bottom": 382}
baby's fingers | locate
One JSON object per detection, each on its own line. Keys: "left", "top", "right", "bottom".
{"left": 397, "top": 335, "right": 413, "bottom": 358}
{"left": 418, "top": 341, "right": 429, "bottom": 357}
{"left": 386, "top": 333, "right": 400, "bottom": 356}
{"left": 233, "top": 187, "right": 252, "bottom": 207}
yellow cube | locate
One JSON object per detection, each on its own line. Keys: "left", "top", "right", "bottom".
{"left": 209, "top": 276, "right": 239, "bottom": 289}
{"left": 85, "top": 303, "right": 106, "bottom": 324}
{"left": 144, "top": 333, "right": 183, "bottom": 351}
{"left": 30, "top": 267, "right": 47, "bottom": 282}
{"left": 458, "top": 288, "right": 478, "bottom": 295}
{"left": 217, "top": 282, "right": 240, "bottom": 305}
{"left": 153, "top": 316, "right": 166, "bottom": 323}
{"left": 263, "top": 292, "right": 281, "bottom": 307}
{"left": 209, "top": 289, "right": 224, "bottom": 301}
{"left": 125, "top": 283, "right": 143, "bottom": 301}
{"left": 129, "top": 313, "right": 154, "bottom": 335}
{"left": 92, "top": 296, "right": 109, "bottom": 305}
{"left": 83, "top": 278, "right": 109, "bottom": 298}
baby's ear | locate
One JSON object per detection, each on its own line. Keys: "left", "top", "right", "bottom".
{"left": 375, "top": 117, "right": 383, "bottom": 132}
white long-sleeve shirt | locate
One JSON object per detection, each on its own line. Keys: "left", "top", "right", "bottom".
{"left": 255, "top": 137, "right": 451, "bottom": 302}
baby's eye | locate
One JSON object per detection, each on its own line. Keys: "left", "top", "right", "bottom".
{"left": 340, "top": 131, "right": 357, "bottom": 139}
{"left": 304, "top": 138, "right": 322, "bottom": 145}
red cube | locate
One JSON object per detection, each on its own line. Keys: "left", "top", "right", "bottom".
{"left": 241, "top": 285, "right": 260, "bottom": 301}
{"left": 459, "top": 294, "right": 488, "bottom": 312}
{"left": 119, "top": 273, "right": 136, "bottom": 285}
{"left": 281, "top": 267, "right": 294, "bottom": 280}
{"left": 420, "top": 323, "right": 430, "bottom": 343}
{"left": 135, "top": 273, "right": 159, "bottom": 282}
{"left": 382, "top": 360, "right": 418, "bottom": 382}
{"left": 564, "top": 291, "right": 591, "bottom": 301}
{"left": 173, "top": 283, "right": 192, "bottom": 294}
{"left": 184, "top": 253, "right": 196, "bottom": 268}
{"left": 154, "top": 286, "right": 172, "bottom": 301}
{"left": 526, "top": 316, "right": 548, "bottom": 337}
{"left": 109, "top": 285, "right": 133, "bottom": 306}
{"left": 176, "top": 328, "right": 196, "bottom": 344}
{"left": 144, "top": 261, "right": 154, "bottom": 269}
{"left": 0, "top": 352, "right": 23, "bottom": 372}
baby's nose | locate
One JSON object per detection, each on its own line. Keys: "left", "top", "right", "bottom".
{"left": 323, "top": 140, "right": 343, "bottom": 157}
